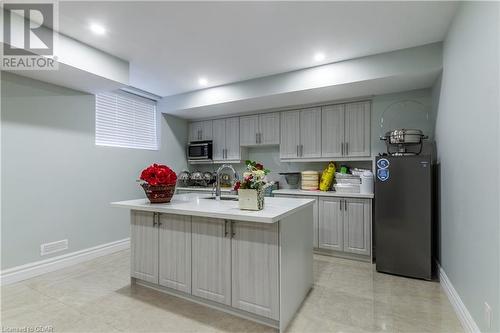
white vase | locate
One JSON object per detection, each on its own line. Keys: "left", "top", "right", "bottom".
{"left": 238, "top": 189, "right": 264, "bottom": 211}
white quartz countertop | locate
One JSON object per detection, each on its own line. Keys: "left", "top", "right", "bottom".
{"left": 273, "top": 189, "right": 374, "bottom": 199}
{"left": 111, "top": 193, "right": 315, "bottom": 223}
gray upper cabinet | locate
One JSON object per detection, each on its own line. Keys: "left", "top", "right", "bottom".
{"left": 258, "top": 112, "right": 280, "bottom": 145}
{"left": 280, "top": 110, "right": 301, "bottom": 158}
{"left": 343, "top": 198, "right": 371, "bottom": 256}
{"left": 231, "top": 221, "right": 279, "bottom": 320}
{"left": 299, "top": 108, "right": 322, "bottom": 158}
{"left": 344, "top": 101, "right": 371, "bottom": 157}
{"left": 213, "top": 117, "right": 241, "bottom": 162}
{"left": 239, "top": 115, "right": 259, "bottom": 146}
{"left": 212, "top": 119, "right": 226, "bottom": 161}
{"left": 191, "top": 217, "right": 231, "bottom": 305}
{"left": 318, "top": 198, "right": 343, "bottom": 251}
{"left": 280, "top": 108, "right": 321, "bottom": 159}
{"left": 131, "top": 211, "right": 158, "bottom": 284}
{"left": 189, "top": 120, "right": 213, "bottom": 142}
{"left": 158, "top": 214, "right": 191, "bottom": 293}
{"left": 321, "top": 104, "right": 345, "bottom": 157}
{"left": 240, "top": 113, "right": 279, "bottom": 146}
{"left": 322, "top": 101, "right": 370, "bottom": 158}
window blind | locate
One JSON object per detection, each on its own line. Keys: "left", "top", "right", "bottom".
{"left": 95, "top": 91, "right": 158, "bottom": 150}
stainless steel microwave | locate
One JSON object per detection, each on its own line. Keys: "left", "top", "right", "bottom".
{"left": 187, "top": 141, "right": 212, "bottom": 162}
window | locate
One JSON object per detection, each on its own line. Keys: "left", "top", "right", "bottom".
{"left": 95, "top": 91, "right": 158, "bottom": 150}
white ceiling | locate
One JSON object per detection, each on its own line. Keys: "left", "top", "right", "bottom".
{"left": 58, "top": 1, "right": 457, "bottom": 97}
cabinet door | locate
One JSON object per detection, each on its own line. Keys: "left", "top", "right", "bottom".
{"left": 131, "top": 211, "right": 158, "bottom": 283}
{"left": 321, "top": 104, "right": 345, "bottom": 157}
{"left": 212, "top": 119, "right": 226, "bottom": 161}
{"left": 299, "top": 108, "right": 322, "bottom": 158}
{"left": 158, "top": 214, "right": 191, "bottom": 293}
{"left": 231, "top": 222, "right": 279, "bottom": 320}
{"left": 280, "top": 111, "right": 300, "bottom": 158}
{"left": 191, "top": 217, "right": 231, "bottom": 305}
{"left": 343, "top": 198, "right": 371, "bottom": 256}
{"left": 345, "top": 101, "right": 370, "bottom": 157}
{"left": 259, "top": 112, "right": 280, "bottom": 145}
{"left": 189, "top": 122, "right": 204, "bottom": 142}
{"left": 240, "top": 115, "right": 259, "bottom": 146}
{"left": 318, "top": 198, "right": 343, "bottom": 251}
{"left": 201, "top": 120, "right": 213, "bottom": 141}
{"left": 225, "top": 117, "right": 240, "bottom": 160}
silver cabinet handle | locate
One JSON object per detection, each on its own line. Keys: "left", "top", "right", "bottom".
{"left": 345, "top": 200, "right": 348, "bottom": 211}
{"left": 153, "top": 213, "right": 158, "bottom": 226}
{"left": 158, "top": 213, "right": 162, "bottom": 226}
{"left": 256, "top": 133, "right": 259, "bottom": 144}
{"left": 258, "top": 133, "right": 262, "bottom": 144}
{"left": 301, "top": 145, "right": 303, "bottom": 157}
{"left": 224, "top": 220, "right": 229, "bottom": 237}
{"left": 340, "top": 200, "right": 343, "bottom": 211}
{"left": 231, "top": 221, "right": 236, "bottom": 238}
{"left": 341, "top": 143, "right": 344, "bottom": 155}
{"left": 345, "top": 142, "right": 348, "bottom": 156}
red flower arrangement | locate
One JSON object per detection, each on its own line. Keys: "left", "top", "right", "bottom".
{"left": 140, "top": 164, "right": 177, "bottom": 186}
{"left": 139, "top": 164, "right": 177, "bottom": 203}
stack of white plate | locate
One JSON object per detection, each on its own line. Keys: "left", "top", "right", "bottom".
{"left": 301, "top": 171, "right": 319, "bottom": 190}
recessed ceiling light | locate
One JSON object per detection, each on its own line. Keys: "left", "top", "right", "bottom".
{"left": 198, "top": 77, "right": 208, "bottom": 86}
{"left": 89, "top": 23, "right": 106, "bottom": 35}
{"left": 314, "top": 52, "right": 325, "bottom": 62}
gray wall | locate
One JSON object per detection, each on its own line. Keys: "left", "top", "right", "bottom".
{"left": 1, "top": 72, "right": 188, "bottom": 269}
{"left": 433, "top": 2, "right": 499, "bottom": 332}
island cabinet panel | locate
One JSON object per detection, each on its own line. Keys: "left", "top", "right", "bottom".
{"left": 231, "top": 222, "right": 279, "bottom": 320}
{"left": 318, "top": 198, "right": 343, "bottom": 251}
{"left": 130, "top": 211, "right": 159, "bottom": 284}
{"left": 191, "top": 217, "right": 231, "bottom": 305}
{"left": 343, "top": 199, "right": 371, "bottom": 256}
{"left": 273, "top": 194, "right": 319, "bottom": 248}
{"left": 158, "top": 214, "right": 192, "bottom": 293}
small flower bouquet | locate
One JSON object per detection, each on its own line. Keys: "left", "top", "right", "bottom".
{"left": 234, "top": 160, "right": 272, "bottom": 210}
{"left": 139, "top": 164, "right": 177, "bottom": 203}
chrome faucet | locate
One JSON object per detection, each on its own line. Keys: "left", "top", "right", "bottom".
{"left": 214, "top": 164, "right": 239, "bottom": 200}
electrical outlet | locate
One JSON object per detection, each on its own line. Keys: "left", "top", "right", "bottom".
{"left": 484, "top": 302, "right": 492, "bottom": 329}
{"left": 40, "top": 239, "right": 68, "bottom": 256}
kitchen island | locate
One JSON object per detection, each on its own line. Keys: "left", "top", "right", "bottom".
{"left": 112, "top": 193, "right": 315, "bottom": 332}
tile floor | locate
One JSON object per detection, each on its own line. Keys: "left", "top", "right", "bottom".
{"left": 1, "top": 250, "right": 463, "bottom": 332}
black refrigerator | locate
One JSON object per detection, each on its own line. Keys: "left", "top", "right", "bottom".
{"left": 375, "top": 155, "right": 433, "bottom": 280}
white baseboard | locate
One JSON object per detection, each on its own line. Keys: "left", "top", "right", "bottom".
{"left": 0, "top": 238, "right": 130, "bottom": 286}
{"left": 439, "top": 264, "right": 481, "bottom": 333}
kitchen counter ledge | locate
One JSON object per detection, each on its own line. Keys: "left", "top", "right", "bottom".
{"left": 112, "top": 193, "right": 314, "bottom": 223}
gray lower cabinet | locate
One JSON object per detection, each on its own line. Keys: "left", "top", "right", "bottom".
{"left": 319, "top": 197, "right": 371, "bottom": 256}
{"left": 191, "top": 217, "right": 231, "bottom": 305}
{"left": 343, "top": 198, "right": 371, "bottom": 255}
{"left": 158, "top": 214, "right": 191, "bottom": 293}
{"left": 131, "top": 211, "right": 159, "bottom": 284}
{"left": 231, "top": 222, "right": 279, "bottom": 320}
{"left": 130, "top": 213, "right": 281, "bottom": 320}
{"left": 318, "top": 197, "right": 343, "bottom": 251}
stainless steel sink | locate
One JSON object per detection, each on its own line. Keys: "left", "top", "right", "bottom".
{"left": 204, "top": 196, "right": 239, "bottom": 201}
